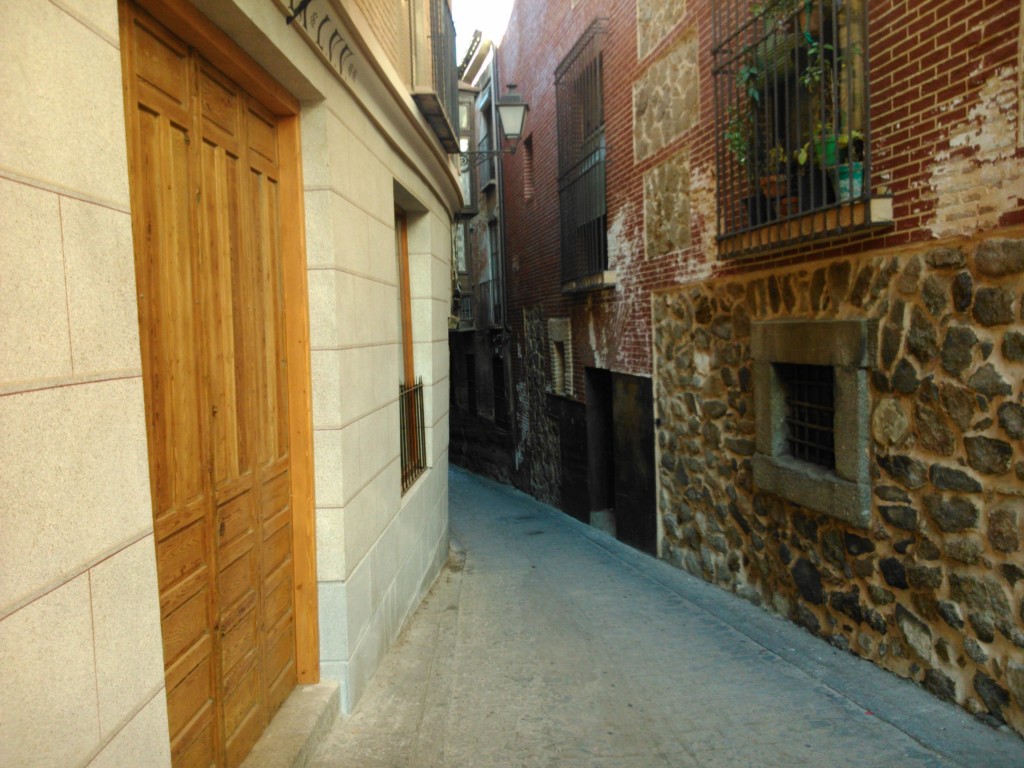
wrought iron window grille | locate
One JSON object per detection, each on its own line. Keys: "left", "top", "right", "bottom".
{"left": 712, "top": 0, "right": 889, "bottom": 255}
{"left": 399, "top": 378, "right": 427, "bottom": 492}
{"left": 556, "top": 19, "right": 610, "bottom": 289}
{"left": 777, "top": 362, "right": 836, "bottom": 470}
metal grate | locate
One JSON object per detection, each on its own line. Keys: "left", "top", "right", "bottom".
{"left": 399, "top": 378, "right": 427, "bottom": 492}
{"left": 712, "top": 0, "right": 871, "bottom": 251}
{"left": 777, "top": 363, "right": 835, "bottom": 469}
{"left": 556, "top": 19, "right": 608, "bottom": 285}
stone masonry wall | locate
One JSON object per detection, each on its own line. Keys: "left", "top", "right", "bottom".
{"left": 515, "top": 306, "right": 562, "bottom": 507}
{"left": 654, "top": 237, "right": 1024, "bottom": 735}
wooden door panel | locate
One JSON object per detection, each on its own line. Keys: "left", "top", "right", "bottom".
{"left": 202, "top": 137, "right": 248, "bottom": 493}
{"left": 261, "top": 524, "right": 291, "bottom": 581}
{"left": 201, "top": 69, "right": 242, "bottom": 139}
{"left": 162, "top": 584, "right": 210, "bottom": 668}
{"left": 263, "top": 572, "right": 292, "bottom": 638}
{"left": 124, "top": 4, "right": 298, "bottom": 765}
{"left": 135, "top": 107, "right": 206, "bottom": 513}
{"left": 250, "top": 169, "right": 288, "bottom": 466}
{"left": 128, "top": 13, "right": 219, "bottom": 766}
{"left": 132, "top": 18, "right": 189, "bottom": 110}
{"left": 154, "top": 506, "right": 207, "bottom": 597}
{"left": 224, "top": 700, "right": 263, "bottom": 768}
{"left": 175, "top": 714, "right": 216, "bottom": 768}
{"left": 167, "top": 651, "right": 215, "bottom": 738}
{"left": 222, "top": 663, "right": 260, "bottom": 738}
{"left": 247, "top": 108, "right": 277, "bottom": 165}
{"left": 218, "top": 544, "right": 258, "bottom": 613}
{"left": 265, "top": 621, "right": 295, "bottom": 713}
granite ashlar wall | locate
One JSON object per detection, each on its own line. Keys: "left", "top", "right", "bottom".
{"left": 654, "top": 238, "right": 1024, "bottom": 734}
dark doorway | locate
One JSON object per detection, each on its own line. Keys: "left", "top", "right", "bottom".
{"left": 612, "top": 374, "right": 656, "bottom": 554}
{"left": 585, "top": 369, "right": 656, "bottom": 554}
{"left": 585, "top": 369, "right": 614, "bottom": 519}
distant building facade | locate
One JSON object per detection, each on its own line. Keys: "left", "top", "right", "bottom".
{"left": 0, "top": 0, "right": 458, "bottom": 765}
{"left": 449, "top": 39, "right": 516, "bottom": 483}
{"left": 494, "top": 0, "right": 1024, "bottom": 735}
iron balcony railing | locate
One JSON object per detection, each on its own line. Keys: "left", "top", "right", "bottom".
{"left": 712, "top": 0, "right": 879, "bottom": 254}
{"left": 430, "top": 0, "right": 457, "bottom": 144}
{"left": 413, "top": 0, "right": 458, "bottom": 152}
{"left": 399, "top": 379, "right": 426, "bottom": 493}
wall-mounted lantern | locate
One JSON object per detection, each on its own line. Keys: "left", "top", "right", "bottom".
{"left": 460, "top": 86, "right": 529, "bottom": 170}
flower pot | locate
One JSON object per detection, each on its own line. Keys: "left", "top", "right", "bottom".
{"left": 775, "top": 195, "right": 801, "bottom": 217}
{"left": 760, "top": 174, "right": 789, "bottom": 200}
{"left": 814, "top": 135, "right": 838, "bottom": 167}
{"left": 834, "top": 161, "right": 864, "bottom": 200}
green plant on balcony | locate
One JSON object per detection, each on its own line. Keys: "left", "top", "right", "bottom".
{"left": 760, "top": 144, "right": 801, "bottom": 216}
{"left": 724, "top": 59, "right": 763, "bottom": 178}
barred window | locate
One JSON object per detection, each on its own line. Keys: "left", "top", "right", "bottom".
{"left": 712, "top": 0, "right": 887, "bottom": 255}
{"left": 776, "top": 363, "right": 835, "bottom": 470}
{"left": 556, "top": 19, "right": 609, "bottom": 290}
{"left": 751, "top": 319, "right": 874, "bottom": 529}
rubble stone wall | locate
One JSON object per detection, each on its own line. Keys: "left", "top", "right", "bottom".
{"left": 654, "top": 237, "right": 1024, "bottom": 735}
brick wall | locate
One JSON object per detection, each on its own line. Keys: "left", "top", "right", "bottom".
{"left": 352, "top": 0, "right": 402, "bottom": 77}
{"left": 500, "top": 0, "right": 1024, "bottom": 392}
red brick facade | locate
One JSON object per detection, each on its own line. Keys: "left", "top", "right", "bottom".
{"left": 498, "top": 0, "right": 1024, "bottom": 489}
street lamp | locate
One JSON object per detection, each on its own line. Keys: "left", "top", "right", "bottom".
{"left": 460, "top": 86, "right": 529, "bottom": 170}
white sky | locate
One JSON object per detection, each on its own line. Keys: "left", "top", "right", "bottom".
{"left": 452, "top": 0, "right": 515, "bottom": 60}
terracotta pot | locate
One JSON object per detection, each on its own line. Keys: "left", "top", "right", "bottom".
{"left": 760, "top": 174, "right": 789, "bottom": 199}
{"left": 775, "top": 195, "right": 801, "bottom": 217}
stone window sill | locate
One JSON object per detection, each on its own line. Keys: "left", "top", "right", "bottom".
{"left": 561, "top": 270, "right": 618, "bottom": 294}
{"left": 752, "top": 454, "right": 871, "bottom": 528}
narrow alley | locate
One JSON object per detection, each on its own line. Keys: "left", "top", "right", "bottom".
{"left": 309, "top": 468, "right": 1024, "bottom": 768}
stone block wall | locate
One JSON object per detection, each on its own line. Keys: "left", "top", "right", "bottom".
{"left": 654, "top": 237, "right": 1024, "bottom": 734}
{"left": 0, "top": 2, "right": 171, "bottom": 765}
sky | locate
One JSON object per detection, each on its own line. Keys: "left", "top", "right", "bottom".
{"left": 451, "top": 0, "right": 516, "bottom": 61}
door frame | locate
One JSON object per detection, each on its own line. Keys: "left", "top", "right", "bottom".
{"left": 119, "top": 0, "right": 320, "bottom": 684}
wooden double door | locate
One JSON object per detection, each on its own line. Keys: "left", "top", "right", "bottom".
{"left": 121, "top": 3, "right": 298, "bottom": 765}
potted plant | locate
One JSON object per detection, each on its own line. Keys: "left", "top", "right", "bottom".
{"left": 759, "top": 145, "right": 789, "bottom": 196}
{"left": 834, "top": 129, "right": 865, "bottom": 199}
{"left": 799, "top": 31, "right": 841, "bottom": 164}
{"left": 724, "top": 57, "right": 778, "bottom": 226}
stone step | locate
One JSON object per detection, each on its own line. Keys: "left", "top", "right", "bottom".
{"left": 241, "top": 681, "right": 340, "bottom": 768}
